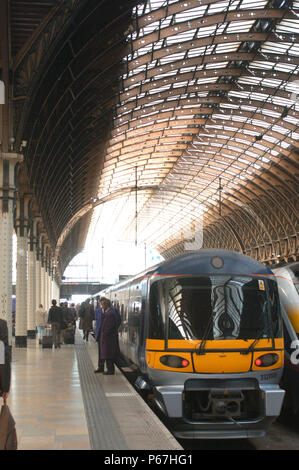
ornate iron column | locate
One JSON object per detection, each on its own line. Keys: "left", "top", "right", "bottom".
{"left": 27, "top": 218, "right": 36, "bottom": 338}
{"left": 15, "top": 195, "right": 29, "bottom": 347}
{"left": 35, "top": 230, "right": 42, "bottom": 314}
{"left": 0, "top": 154, "right": 20, "bottom": 344}
{"left": 40, "top": 243, "right": 45, "bottom": 313}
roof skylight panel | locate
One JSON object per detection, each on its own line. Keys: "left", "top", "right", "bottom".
{"left": 205, "top": 61, "right": 229, "bottom": 68}
{"left": 159, "top": 52, "right": 187, "bottom": 64}
{"left": 290, "top": 130, "right": 299, "bottom": 140}
{"left": 154, "top": 69, "right": 178, "bottom": 80}
{"left": 174, "top": 5, "right": 207, "bottom": 22}
{"left": 188, "top": 45, "right": 214, "bottom": 57}
{"left": 196, "top": 76, "right": 219, "bottom": 85}
{"left": 220, "top": 102, "right": 240, "bottom": 109}
{"left": 271, "top": 95, "right": 297, "bottom": 108}
{"left": 250, "top": 118, "right": 271, "bottom": 130}
{"left": 250, "top": 61, "right": 275, "bottom": 71}
{"left": 285, "top": 115, "right": 299, "bottom": 126}
{"left": 179, "top": 65, "right": 199, "bottom": 73}
{"left": 208, "top": 0, "right": 234, "bottom": 14}
{"left": 142, "top": 20, "right": 161, "bottom": 35}
{"left": 148, "top": 84, "right": 171, "bottom": 94}
{"left": 196, "top": 24, "right": 227, "bottom": 39}
{"left": 262, "top": 134, "right": 280, "bottom": 144}
{"left": 238, "top": 75, "right": 286, "bottom": 92}
{"left": 228, "top": 90, "right": 251, "bottom": 100}
{"left": 261, "top": 41, "right": 292, "bottom": 55}
{"left": 238, "top": 0, "right": 267, "bottom": 9}
{"left": 271, "top": 124, "right": 290, "bottom": 135}
{"left": 273, "top": 62, "right": 297, "bottom": 73}
{"left": 225, "top": 20, "right": 255, "bottom": 34}
{"left": 215, "top": 42, "right": 240, "bottom": 53}
{"left": 276, "top": 20, "right": 299, "bottom": 35}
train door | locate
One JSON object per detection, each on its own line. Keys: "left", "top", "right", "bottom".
{"left": 113, "top": 286, "right": 130, "bottom": 358}
{"left": 128, "top": 280, "right": 146, "bottom": 364}
{"left": 137, "top": 279, "right": 147, "bottom": 373}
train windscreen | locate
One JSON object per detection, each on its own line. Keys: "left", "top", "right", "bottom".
{"left": 148, "top": 276, "right": 282, "bottom": 341}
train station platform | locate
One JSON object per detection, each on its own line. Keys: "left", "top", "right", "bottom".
{"left": 9, "top": 329, "right": 182, "bottom": 451}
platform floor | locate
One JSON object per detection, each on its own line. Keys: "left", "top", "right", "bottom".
{"left": 8, "top": 329, "right": 182, "bottom": 450}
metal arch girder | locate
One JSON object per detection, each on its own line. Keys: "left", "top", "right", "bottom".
{"left": 131, "top": 7, "right": 288, "bottom": 51}
{"left": 127, "top": 31, "right": 298, "bottom": 72}
{"left": 15, "top": 0, "right": 138, "bottom": 248}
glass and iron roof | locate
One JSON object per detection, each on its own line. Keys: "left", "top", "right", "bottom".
{"left": 90, "top": 0, "right": 299, "bottom": 255}
{"left": 14, "top": 0, "right": 298, "bottom": 272}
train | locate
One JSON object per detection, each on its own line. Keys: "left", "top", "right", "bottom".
{"left": 93, "top": 249, "right": 285, "bottom": 439}
{"left": 272, "top": 262, "right": 299, "bottom": 415}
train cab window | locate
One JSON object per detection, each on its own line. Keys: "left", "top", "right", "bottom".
{"left": 267, "top": 280, "right": 282, "bottom": 338}
{"left": 167, "top": 278, "right": 212, "bottom": 340}
{"left": 149, "top": 281, "right": 166, "bottom": 339}
{"left": 153, "top": 276, "right": 282, "bottom": 341}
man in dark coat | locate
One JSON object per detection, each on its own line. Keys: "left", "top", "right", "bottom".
{"left": 48, "top": 300, "right": 64, "bottom": 348}
{"left": 93, "top": 301, "right": 103, "bottom": 374}
{"left": 80, "top": 298, "right": 94, "bottom": 342}
{"left": 98, "top": 298, "right": 121, "bottom": 375}
{"left": 0, "top": 319, "right": 11, "bottom": 401}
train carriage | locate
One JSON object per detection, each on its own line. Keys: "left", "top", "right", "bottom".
{"left": 273, "top": 262, "right": 299, "bottom": 415}
{"left": 95, "top": 249, "right": 285, "bottom": 439}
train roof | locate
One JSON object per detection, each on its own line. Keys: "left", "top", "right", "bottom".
{"left": 94, "top": 250, "right": 273, "bottom": 296}
{"left": 148, "top": 249, "right": 273, "bottom": 277}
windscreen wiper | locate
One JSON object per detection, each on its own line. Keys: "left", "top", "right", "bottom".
{"left": 240, "top": 329, "right": 266, "bottom": 355}
{"left": 196, "top": 313, "right": 214, "bottom": 355}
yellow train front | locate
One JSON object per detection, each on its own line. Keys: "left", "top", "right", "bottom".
{"left": 100, "top": 250, "right": 285, "bottom": 439}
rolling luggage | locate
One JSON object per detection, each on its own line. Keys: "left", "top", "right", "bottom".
{"left": 42, "top": 327, "right": 53, "bottom": 349}
{"left": 64, "top": 326, "right": 75, "bottom": 344}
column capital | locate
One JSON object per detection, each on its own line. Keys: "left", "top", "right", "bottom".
{"left": 0, "top": 153, "right": 22, "bottom": 213}
{"left": 15, "top": 196, "right": 30, "bottom": 237}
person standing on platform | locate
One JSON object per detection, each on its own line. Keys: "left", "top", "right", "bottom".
{"left": 47, "top": 300, "right": 64, "bottom": 349}
{"left": 94, "top": 300, "right": 103, "bottom": 373}
{"left": 80, "top": 298, "right": 94, "bottom": 342}
{"left": 69, "top": 303, "right": 77, "bottom": 327}
{"left": 35, "top": 304, "right": 47, "bottom": 343}
{"left": 0, "top": 319, "right": 11, "bottom": 402}
{"left": 59, "top": 302, "right": 69, "bottom": 343}
{"left": 98, "top": 297, "right": 121, "bottom": 375}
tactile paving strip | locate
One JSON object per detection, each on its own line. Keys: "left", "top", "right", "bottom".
{"left": 75, "top": 338, "right": 128, "bottom": 450}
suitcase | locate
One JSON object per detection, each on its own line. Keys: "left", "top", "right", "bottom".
{"left": 42, "top": 327, "right": 53, "bottom": 349}
{"left": 64, "top": 327, "right": 75, "bottom": 344}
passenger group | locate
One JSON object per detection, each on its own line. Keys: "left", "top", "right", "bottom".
{"left": 35, "top": 296, "right": 121, "bottom": 375}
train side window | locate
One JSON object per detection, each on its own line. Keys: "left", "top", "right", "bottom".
{"left": 149, "top": 281, "right": 165, "bottom": 339}
{"left": 119, "top": 304, "right": 125, "bottom": 334}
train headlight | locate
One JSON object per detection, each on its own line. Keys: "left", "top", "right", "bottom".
{"left": 160, "top": 355, "right": 190, "bottom": 368}
{"left": 255, "top": 353, "right": 279, "bottom": 367}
